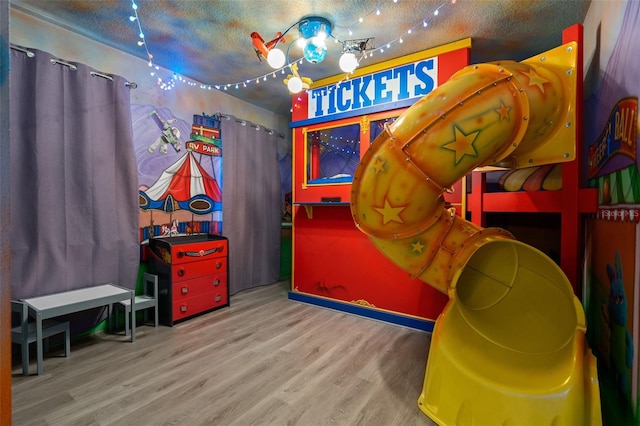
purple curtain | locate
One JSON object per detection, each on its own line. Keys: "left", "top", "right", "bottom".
{"left": 220, "top": 115, "right": 282, "bottom": 294}
{"left": 9, "top": 46, "right": 139, "bottom": 300}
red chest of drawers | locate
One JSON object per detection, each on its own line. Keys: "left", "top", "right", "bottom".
{"left": 148, "top": 234, "right": 229, "bottom": 326}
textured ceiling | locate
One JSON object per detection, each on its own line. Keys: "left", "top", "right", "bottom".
{"left": 10, "top": 0, "right": 591, "bottom": 116}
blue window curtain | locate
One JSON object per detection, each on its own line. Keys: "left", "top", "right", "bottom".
{"left": 9, "top": 46, "right": 139, "bottom": 300}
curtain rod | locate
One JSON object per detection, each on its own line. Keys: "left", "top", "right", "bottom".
{"left": 90, "top": 70, "right": 113, "bottom": 81}
{"left": 90, "top": 71, "right": 137, "bottom": 88}
{"left": 10, "top": 44, "right": 34, "bottom": 57}
{"left": 217, "top": 113, "right": 285, "bottom": 139}
{"left": 11, "top": 44, "right": 136, "bottom": 88}
{"left": 50, "top": 58, "right": 77, "bottom": 70}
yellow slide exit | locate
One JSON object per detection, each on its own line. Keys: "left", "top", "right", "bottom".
{"left": 350, "top": 42, "right": 601, "bottom": 425}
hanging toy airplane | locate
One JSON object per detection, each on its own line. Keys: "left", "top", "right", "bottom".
{"left": 283, "top": 62, "right": 313, "bottom": 91}
{"left": 250, "top": 31, "right": 284, "bottom": 62}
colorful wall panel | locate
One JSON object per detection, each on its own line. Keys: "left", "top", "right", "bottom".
{"left": 582, "top": 1, "right": 640, "bottom": 424}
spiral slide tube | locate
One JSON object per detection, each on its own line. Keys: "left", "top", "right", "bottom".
{"left": 350, "top": 42, "right": 601, "bottom": 425}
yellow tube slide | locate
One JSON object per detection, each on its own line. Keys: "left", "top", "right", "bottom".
{"left": 350, "top": 42, "right": 601, "bottom": 425}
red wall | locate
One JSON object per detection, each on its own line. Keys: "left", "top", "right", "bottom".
{"left": 293, "top": 204, "right": 449, "bottom": 319}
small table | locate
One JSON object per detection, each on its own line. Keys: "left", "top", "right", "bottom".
{"left": 22, "top": 283, "right": 135, "bottom": 375}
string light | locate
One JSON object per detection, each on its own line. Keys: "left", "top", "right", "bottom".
{"left": 129, "top": 0, "right": 175, "bottom": 90}
{"left": 129, "top": 0, "right": 454, "bottom": 94}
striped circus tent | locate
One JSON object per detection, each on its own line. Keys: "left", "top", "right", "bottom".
{"left": 139, "top": 151, "right": 222, "bottom": 214}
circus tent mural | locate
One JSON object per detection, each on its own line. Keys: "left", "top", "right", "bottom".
{"left": 139, "top": 150, "right": 222, "bottom": 215}
{"left": 133, "top": 107, "right": 223, "bottom": 239}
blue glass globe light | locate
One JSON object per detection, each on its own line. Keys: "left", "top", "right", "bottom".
{"left": 303, "top": 37, "right": 327, "bottom": 64}
{"left": 298, "top": 17, "right": 332, "bottom": 64}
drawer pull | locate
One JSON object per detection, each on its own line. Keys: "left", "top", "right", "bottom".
{"left": 180, "top": 305, "right": 188, "bottom": 312}
{"left": 178, "top": 269, "right": 185, "bottom": 277}
{"left": 181, "top": 287, "right": 188, "bottom": 294}
{"left": 182, "top": 247, "right": 224, "bottom": 258}
{"left": 213, "top": 279, "right": 220, "bottom": 286}
{"left": 215, "top": 295, "right": 222, "bottom": 302}
{"left": 216, "top": 262, "right": 222, "bottom": 269}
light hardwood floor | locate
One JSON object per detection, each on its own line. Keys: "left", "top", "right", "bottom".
{"left": 12, "top": 280, "right": 437, "bottom": 426}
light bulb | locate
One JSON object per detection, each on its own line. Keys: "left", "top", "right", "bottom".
{"left": 339, "top": 52, "right": 358, "bottom": 73}
{"left": 287, "top": 76, "right": 303, "bottom": 93}
{"left": 267, "top": 48, "right": 286, "bottom": 69}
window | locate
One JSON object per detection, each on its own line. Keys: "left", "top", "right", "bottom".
{"left": 305, "top": 123, "right": 361, "bottom": 185}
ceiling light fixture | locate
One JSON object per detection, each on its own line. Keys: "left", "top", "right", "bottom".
{"left": 251, "top": 17, "right": 376, "bottom": 93}
{"left": 251, "top": 16, "right": 338, "bottom": 93}
{"left": 251, "top": 16, "right": 334, "bottom": 70}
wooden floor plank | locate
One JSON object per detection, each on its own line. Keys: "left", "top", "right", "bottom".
{"left": 12, "top": 280, "right": 436, "bottom": 425}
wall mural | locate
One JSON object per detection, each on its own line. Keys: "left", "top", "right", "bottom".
{"left": 132, "top": 105, "right": 223, "bottom": 242}
{"left": 583, "top": 2, "right": 640, "bottom": 425}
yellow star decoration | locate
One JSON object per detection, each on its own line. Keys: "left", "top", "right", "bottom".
{"left": 522, "top": 69, "right": 548, "bottom": 93}
{"left": 411, "top": 240, "right": 425, "bottom": 254}
{"left": 374, "top": 199, "right": 405, "bottom": 224}
{"left": 495, "top": 102, "right": 511, "bottom": 121}
{"left": 442, "top": 125, "right": 479, "bottom": 165}
{"left": 372, "top": 157, "right": 386, "bottom": 174}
